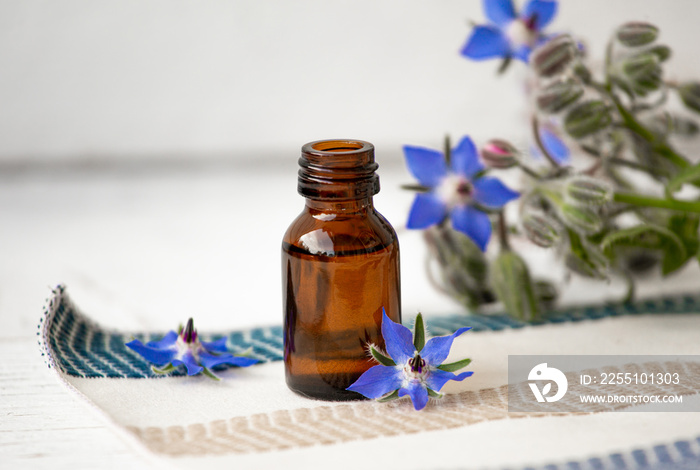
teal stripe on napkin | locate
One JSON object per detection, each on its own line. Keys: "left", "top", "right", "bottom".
{"left": 39, "top": 285, "right": 700, "bottom": 379}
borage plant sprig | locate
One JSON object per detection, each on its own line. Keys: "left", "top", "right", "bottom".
{"left": 347, "top": 310, "right": 473, "bottom": 411}
{"left": 126, "top": 318, "right": 258, "bottom": 380}
{"left": 404, "top": 0, "right": 700, "bottom": 321}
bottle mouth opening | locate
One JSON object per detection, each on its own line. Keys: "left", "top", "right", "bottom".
{"left": 305, "top": 139, "right": 371, "bottom": 155}
{"left": 298, "top": 139, "right": 379, "bottom": 200}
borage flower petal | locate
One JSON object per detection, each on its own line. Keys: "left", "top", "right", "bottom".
{"left": 420, "top": 326, "right": 472, "bottom": 365}
{"left": 406, "top": 193, "right": 447, "bottom": 229}
{"left": 426, "top": 369, "right": 474, "bottom": 392}
{"left": 539, "top": 127, "right": 570, "bottom": 164}
{"left": 484, "top": 0, "right": 517, "bottom": 27}
{"left": 472, "top": 177, "right": 520, "bottom": 208}
{"left": 522, "top": 0, "right": 557, "bottom": 30}
{"left": 461, "top": 25, "right": 511, "bottom": 60}
{"left": 199, "top": 351, "right": 259, "bottom": 369}
{"left": 451, "top": 205, "right": 492, "bottom": 251}
{"left": 398, "top": 381, "right": 430, "bottom": 411}
{"left": 125, "top": 339, "right": 177, "bottom": 366}
{"left": 347, "top": 364, "right": 404, "bottom": 399}
{"left": 451, "top": 136, "right": 484, "bottom": 178}
{"left": 403, "top": 146, "right": 448, "bottom": 187}
{"left": 201, "top": 337, "right": 229, "bottom": 353}
{"left": 173, "top": 351, "right": 204, "bottom": 376}
{"left": 145, "top": 331, "right": 178, "bottom": 349}
{"left": 380, "top": 311, "right": 415, "bottom": 364}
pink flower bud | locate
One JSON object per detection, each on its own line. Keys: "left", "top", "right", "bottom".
{"left": 481, "top": 139, "right": 519, "bottom": 169}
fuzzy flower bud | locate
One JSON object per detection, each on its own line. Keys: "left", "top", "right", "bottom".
{"left": 559, "top": 203, "right": 603, "bottom": 235}
{"left": 565, "top": 252, "right": 608, "bottom": 279}
{"left": 564, "top": 175, "right": 613, "bottom": 206}
{"left": 531, "top": 34, "right": 578, "bottom": 78}
{"left": 647, "top": 45, "right": 671, "bottom": 63}
{"left": 678, "top": 82, "right": 700, "bottom": 114}
{"left": 573, "top": 63, "right": 592, "bottom": 84}
{"left": 623, "top": 52, "right": 659, "bottom": 78}
{"left": 522, "top": 212, "right": 561, "bottom": 248}
{"left": 622, "top": 52, "right": 663, "bottom": 95}
{"left": 616, "top": 22, "right": 659, "bottom": 47}
{"left": 564, "top": 101, "right": 613, "bottom": 139}
{"left": 481, "top": 139, "right": 519, "bottom": 169}
{"left": 536, "top": 78, "right": 585, "bottom": 114}
{"left": 655, "top": 114, "right": 699, "bottom": 137}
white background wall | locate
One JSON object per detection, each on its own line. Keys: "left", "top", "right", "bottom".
{"left": 2, "top": 0, "right": 700, "bottom": 165}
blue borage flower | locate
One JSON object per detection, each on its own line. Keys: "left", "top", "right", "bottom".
{"left": 461, "top": 0, "right": 558, "bottom": 63}
{"left": 347, "top": 310, "right": 473, "bottom": 411}
{"left": 126, "top": 318, "right": 258, "bottom": 380}
{"left": 404, "top": 136, "right": 519, "bottom": 251}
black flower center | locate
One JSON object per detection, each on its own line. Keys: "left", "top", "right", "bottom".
{"left": 409, "top": 355, "right": 426, "bottom": 374}
{"left": 525, "top": 13, "right": 538, "bottom": 31}
{"left": 181, "top": 318, "right": 198, "bottom": 343}
{"left": 457, "top": 181, "right": 473, "bottom": 196}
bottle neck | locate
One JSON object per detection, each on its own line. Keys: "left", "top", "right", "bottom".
{"left": 297, "top": 139, "right": 380, "bottom": 202}
{"left": 305, "top": 197, "right": 375, "bottom": 215}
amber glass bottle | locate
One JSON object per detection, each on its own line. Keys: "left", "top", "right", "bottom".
{"left": 282, "top": 139, "right": 401, "bottom": 401}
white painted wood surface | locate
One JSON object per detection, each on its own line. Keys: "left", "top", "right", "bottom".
{"left": 1, "top": 339, "right": 156, "bottom": 470}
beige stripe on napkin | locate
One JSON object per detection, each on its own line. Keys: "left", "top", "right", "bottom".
{"left": 126, "top": 361, "right": 700, "bottom": 456}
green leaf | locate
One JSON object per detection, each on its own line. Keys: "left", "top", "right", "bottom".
{"left": 622, "top": 272, "right": 635, "bottom": 304}
{"left": 151, "top": 364, "right": 176, "bottom": 375}
{"left": 370, "top": 345, "right": 396, "bottom": 367}
{"left": 565, "top": 229, "right": 608, "bottom": 279}
{"left": 238, "top": 347, "right": 255, "bottom": 357}
{"left": 437, "top": 358, "right": 472, "bottom": 373}
{"left": 377, "top": 390, "right": 400, "bottom": 402}
{"left": 666, "top": 214, "right": 700, "bottom": 273}
{"left": 444, "top": 135, "right": 451, "bottom": 167}
{"left": 666, "top": 162, "right": 700, "bottom": 196}
{"left": 201, "top": 367, "right": 221, "bottom": 381}
{"left": 600, "top": 224, "right": 687, "bottom": 275}
{"left": 489, "top": 250, "right": 539, "bottom": 321}
{"left": 533, "top": 280, "right": 558, "bottom": 309}
{"left": 424, "top": 226, "right": 493, "bottom": 310}
{"left": 427, "top": 388, "right": 444, "bottom": 399}
{"left": 413, "top": 313, "right": 426, "bottom": 352}
{"left": 497, "top": 55, "right": 512, "bottom": 75}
